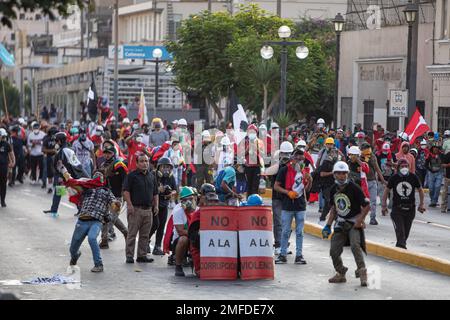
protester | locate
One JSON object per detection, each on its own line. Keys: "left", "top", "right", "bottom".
{"left": 0, "top": 128, "right": 15, "bottom": 207}
{"left": 149, "top": 118, "right": 169, "bottom": 147}
{"left": 9, "top": 126, "right": 25, "bottom": 186}
{"left": 425, "top": 145, "right": 444, "bottom": 208}
{"left": 27, "top": 122, "right": 45, "bottom": 186}
{"left": 72, "top": 127, "right": 96, "bottom": 177}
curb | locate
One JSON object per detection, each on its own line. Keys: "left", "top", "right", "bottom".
{"left": 304, "top": 222, "right": 450, "bottom": 277}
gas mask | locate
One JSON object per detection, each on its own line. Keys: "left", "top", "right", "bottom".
{"left": 181, "top": 198, "right": 196, "bottom": 211}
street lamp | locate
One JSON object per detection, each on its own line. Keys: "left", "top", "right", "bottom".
{"left": 261, "top": 25, "right": 308, "bottom": 115}
{"left": 403, "top": 1, "right": 419, "bottom": 121}
{"left": 333, "top": 13, "right": 345, "bottom": 128}
{"left": 146, "top": 48, "right": 171, "bottom": 117}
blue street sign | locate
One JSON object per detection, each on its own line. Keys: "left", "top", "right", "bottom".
{"left": 123, "top": 45, "right": 172, "bottom": 60}
{"left": 0, "top": 43, "right": 15, "bottom": 67}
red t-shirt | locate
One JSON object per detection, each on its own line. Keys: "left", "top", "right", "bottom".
{"left": 127, "top": 140, "right": 147, "bottom": 172}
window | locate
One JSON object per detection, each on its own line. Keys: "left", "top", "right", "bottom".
{"left": 443, "top": 0, "right": 449, "bottom": 39}
{"left": 363, "top": 100, "right": 374, "bottom": 130}
{"left": 438, "top": 107, "right": 450, "bottom": 132}
{"left": 10, "top": 33, "right": 15, "bottom": 41}
{"left": 35, "top": 14, "right": 41, "bottom": 20}
{"left": 19, "top": 13, "right": 25, "bottom": 20}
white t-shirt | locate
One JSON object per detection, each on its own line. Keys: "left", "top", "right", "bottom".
{"left": 292, "top": 171, "right": 304, "bottom": 198}
{"left": 27, "top": 131, "right": 46, "bottom": 156}
{"left": 172, "top": 204, "right": 187, "bottom": 243}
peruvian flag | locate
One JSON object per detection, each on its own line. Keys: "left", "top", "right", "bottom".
{"left": 404, "top": 108, "right": 431, "bottom": 144}
{"left": 138, "top": 88, "right": 148, "bottom": 126}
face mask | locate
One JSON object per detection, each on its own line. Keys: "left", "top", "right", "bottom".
{"left": 79, "top": 134, "right": 87, "bottom": 142}
{"left": 133, "top": 124, "right": 139, "bottom": 130}
{"left": 249, "top": 133, "right": 257, "bottom": 140}
{"left": 335, "top": 178, "right": 349, "bottom": 186}
{"left": 399, "top": 167, "right": 409, "bottom": 176}
{"left": 136, "top": 137, "right": 143, "bottom": 143}
{"left": 421, "top": 145, "right": 427, "bottom": 149}
{"left": 33, "top": 129, "right": 39, "bottom": 135}
{"left": 173, "top": 144, "right": 180, "bottom": 151}
{"left": 96, "top": 131, "right": 102, "bottom": 137}
{"left": 55, "top": 144, "right": 60, "bottom": 150}
{"left": 181, "top": 199, "right": 195, "bottom": 211}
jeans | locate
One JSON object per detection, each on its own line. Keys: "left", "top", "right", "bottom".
{"left": 367, "top": 180, "right": 378, "bottom": 219}
{"left": 70, "top": 219, "right": 103, "bottom": 266}
{"left": 82, "top": 162, "right": 92, "bottom": 178}
{"left": 427, "top": 171, "right": 443, "bottom": 205}
{"left": 272, "top": 199, "right": 283, "bottom": 248}
{"left": 391, "top": 208, "right": 415, "bottom": 249}
{"left": 320, "top": 186, "right": 332, "bottom": 221}
{"left": 50, "top": 177, "right": 62, "bottom": 213}
{"left": 441, "top": 177, "right": 450, "bottom": 212}
{"left": 280, "top": 210, "right": 305, "bottom": 257}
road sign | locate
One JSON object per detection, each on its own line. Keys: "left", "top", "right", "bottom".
{"left": 389, "top": 90, "right": 408, "bottom": 117}
{"left": 108, "top": 45, "right": 172, "bottom": 60}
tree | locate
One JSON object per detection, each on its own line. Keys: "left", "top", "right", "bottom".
{"left": 0, "top": 0, "right": 87, "bottom": 28}
{"left": 0, "top": 77, "right": 20, "bottom": 117}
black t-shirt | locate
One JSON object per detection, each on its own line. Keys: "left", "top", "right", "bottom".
{"left": 347, "top": 160, "right": 362, "bottom": 185}
{"left": 123, "top": 169, "right": 158, "bottom": 207}
{"left": 387, "top": 173, "right": 421, "bottom": 206}
{"left": 107, "top": 164, "right": 127, "bottom": 198}
{"left": 271, "top": 163, "right": 286, "bottom": 200}
{"left": 275, "top": 166, "right": 306, "bottom": 211}
{"left": 318, "top": 159, "right": 335, "bottom": 187}
{"left": 329, "top": 181, "right": 369, "bottom": 220}
{"left": 11, "top": 136, "right": 24, "bottom": 158}
{"left": 442, "top": 153, "right": 450, "bottom": 179}
{"left": 0, "top": 141, "right": 11, "bottom": 166}
{"left": 157, "top": 175, "right": 177, "bottom": 208}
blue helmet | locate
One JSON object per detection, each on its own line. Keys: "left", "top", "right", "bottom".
{"left": 245, "top": 194, "right": 263, "bottom": 206}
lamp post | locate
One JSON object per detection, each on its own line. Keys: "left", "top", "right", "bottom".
{"left": 404, "top": 1, "right": 418, "bottom": 121}
{"left": 333, "top": 13, "right": 345, "bottom": 128}
{"left": 147, "top": 48, "right": 171, "bottom": 117}
{"left": 260, "top": 26, "right": 309, "bottom": 115}
{"left": 113, "top": 0, "right": 119, "bottom": 119}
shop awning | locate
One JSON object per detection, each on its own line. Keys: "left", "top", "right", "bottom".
{"left": 0, "top": 43, "right": 15, "bottom": 67}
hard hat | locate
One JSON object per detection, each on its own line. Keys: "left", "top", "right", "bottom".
{"left": 259, "top": 124, "right": 267, "bottom": 131}
{"left": 122, "top": 118, "right": 130, "bottom": 124}
{"left": 157, "top": 157, "right": 173, "bottom": 168}
{"left": 348, "top": 146, "right": 361, "bottom": 156}
{"left": 355, "top": 132, "right": 365, "bottom": 139}
{"left": 31, "top": 121, "right": 39, "bottom": 128}
{"left": 245, "top": 194, "right": 263, "bottom": 206}
{"left": 445, "top": 130, "right": 450, "bottom": 136}
{"left": 178, "top": 118, "right": 187, "bottom": 126}
{"left": 317, "top": 118, "right": 325, "bottom": 124}
{"left": 201, "top": 130, "right": 211, "bottom": 139}
{"left": 221, "top": 136, "right": 232, "bottom": 146}
{"left": 180, "top": 186, "right": 195, "bottom": 199}
{"left": 215, "top": 130, "right": 224, "bottom": 138}
{"left": 152, "top": 117, "right": 162, "bottom": 124}
{"left": 325, "top": 137, "right": 335, "bottom": 145}
{"left": 280, "top": 141, "right": 294, "bottom": 153}
{"left": 247, "top": 124, "right": 258, "bottom": 132}
{"left": 70, "top": 127, "right": 79, "bottom": 135}
{"left": 172, "top": 120, "right": 178, "bottom": 124}
{"left": 337, "top": 128, "right": 344, "bottom": 133}
{"left": 55, "top": 131, "right": 67, "bottom": 143}
{"left": 382, "top": 143, "right": 391, "bottom": 151}
{"left": 420, "top": 139, "right": 427, "bottom": 145}
{"left": 271, "top": 122, "right": 279, "bottom": 129}
{"left": 200, "top": 183, "right": 216, "bottom": 196}
{"left": 18, "top": 118, "right": 26, "bottom": 125}
{"left": 0, "top": 128, "right": 7, "bottom": 137}
{"left": 73, "top": 121, "right": 80, "bottom": 127}
{"left": 296, "top": 140, "right": 307, "bottom": 148}
{"left": 333, "top": 161, "right": 350, "bottom": 173}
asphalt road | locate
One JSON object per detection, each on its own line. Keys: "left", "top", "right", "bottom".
{"left": 0, "top": 183, "right": 449, "bottom": 300}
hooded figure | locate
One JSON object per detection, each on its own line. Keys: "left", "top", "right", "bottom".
{"left": 395, "top": 141, "right": 416, "bottom": 174}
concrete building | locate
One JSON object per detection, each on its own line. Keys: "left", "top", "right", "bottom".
{"left": 426, "top": 0, "right": 450, "bottom": 132}
{"left": 337, "top": 1, "right": 436, "bottom": 132}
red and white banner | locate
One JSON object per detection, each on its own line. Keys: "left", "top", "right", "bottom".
{"left": 404, "top": 108, "right": 430, "bottom": 144}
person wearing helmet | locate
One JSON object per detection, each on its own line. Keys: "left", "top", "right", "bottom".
{"left": 215, "top": 155, "right": 241, "bottom": 205}
{"left": 27, "top": 122, "right": 46, "bottom": 186}
{"left": 9, "top": 126, "right": 25, "bottom": 186}
{"left": 425, "top": 144, "right": 444, "bottom": 208}
{"left": 98, "top": 143, "right": 129, "bottom": 250}
{"left": 41, "top": 127, "right": 58, "bottom": 194}
{"left": 72, "top": 127, "right": 96, "bottom": 177}
{"left": 316, "top": 118, "right": 326, "bottom": 132}
{"left": 0, "top": 128, "right": 15, "bottom": 207}
{"left": 360, "top": 142, "right": 386, "bottom": 225}
{"left": 442, "top": 130, "right": 450, "bottom": 155}
{"left": 416, "top": 139, "right": 429, "bottom": 186}
{"left": 241, "top": 124, "right": 264, "bottom": 196}
{"left": 123, "top": 152, "right": 159, "bottom": 264}
{"left": 172, "top": 186, "right": 199, "bottom": 276}
{"left": 150, "top": 118, "right": 169, "bottom": 148}
{"left": 317, "top": 146, "right": 340, "bottom": 222}
{"left": 382, "top": 159, "right": 425, "bottom": 249}
{"left": 274, "top": 149, "right": 311, "bottom": 264}
{"left": 198, "top": 183, "right": 220, "bottom": 206}
{"left": 322, "top": 161, "right": 370, "bottom": 286}
{"left": 149, "top": 157, "right": 177, "bottom": 255}
{"left": 216, "top": 136, "right": 234, "bottom": 173}
{"left": 347, "top": 146, "right": 370, "bottom": 199}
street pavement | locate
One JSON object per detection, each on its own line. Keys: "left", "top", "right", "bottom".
{"left": 0, "top": 183, "right": 449, "bottom": 300}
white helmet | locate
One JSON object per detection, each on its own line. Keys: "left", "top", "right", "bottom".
{"left": 96, "top": 125, "right": 104, "bottom": 132}
{"left": 259, "top": 124, "right": 267, "bottom": 131}
{"left": 0, "top": 128, "right": 7, "bottom": 137}
{"left": 201, "top": 130, "right": 211, "bottom": 141}
{"left": 271, "top": 122, "right": 279, "bottom": 129}
{"left": 445, "top": 130, "right": 450, "bottom": 136}
{"left": 122, "top": 118, "right": 130, "bottom": 124}
{"left": 73, "top": 121, "right": 80, "bottom": 127}
{"left": 333, "top": 161, "right": 349, "bottom": 173}
{"left": 398, "top": 131, "right": 408, "bottom": 140}
{"left": 221, "top": 136, "right": 231, "bottom": 146}
{"left": 178, "top": 118, "right": 187, "bottom": 126}
{"left": 172, "top": 120, "right": 178, "bottom": 125}
{"left": 348, "top": 146, "right": 361, "bottom": 156}
{"left": 317, "top": 118, "right": 325, "bottom": 125}
{"left": 18, "top": 118, "right": 26, "bottom": 125}
{"left": 280, "top": 141, "right": 294, "bottom": 153}
{"left": 296, "top": 140, "right": 307, "bottom": 148}
{"left": 420, "top": 139, "right": 427, "bottom": 145}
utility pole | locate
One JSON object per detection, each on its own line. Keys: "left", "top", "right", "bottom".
{"left": 80, "top": 7, "right": 84, "bottom": 61}
{"left": 208, "top": 0, "right": 212, "bottom": 12}
{"left": 86, "top": 10, "right": 90, "bottom": 59}
{"left": 153, "top": 0, "right": 158, "bottom": 45}
{"left": 19, "top": 30, "right": 25, "bottom": 117}
{"left": 44, "top": 18, "right": 50, "bottom": 64}
{"left": 276, "top": 0, "right": 281, "bottom": 17}
{"left": 113, "top": 0, "right": 119, "bottom": 119}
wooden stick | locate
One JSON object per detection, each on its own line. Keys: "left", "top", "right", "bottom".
{"left": 0, "top": 67, "right": 9, "bottom": 120}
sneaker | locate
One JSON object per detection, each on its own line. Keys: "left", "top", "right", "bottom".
{"left": 47, "top": 188, "right": 53, "bottom": 194}
{"left": 99, "top": 241, "right": 109, "bottom": 249}
{"left": 357, "top": 268, "right": 368, "bottom": 287}
{"left": 318, "top": 208, "right": 323, "bottom": 213}
{"left": 70, "top": 251, "right": 81, "bottom": 266}
{"left": 369, "top": 218, "right": 378, "bottom": 225}
{"left": 126, "top": 257, "right": 134, "bottom": 264}
{"left": 41, "top": 184, "right": 46, "bottom": 189}
{"left": 108, "top": 233, "right": 117, "bottom": 241}
{"left": 274, "top": 247, "right": 281, "bottom": 256}
{"left": 294, "top": 255, "right": 307, "bottom": 265}
{"left": 275, "top": 255, "right": 287, "bottom": 264}
{"left": 328, "top": 267, "right": 348, "bottom": 283}
{"left": 175, "top": 265, "right": 185, "bottom": 277}
{"left": 8, "top": 183, "right": 13, "bottom": 187}
{"left": 91, "top": 265, "right": 104, "bottom": 273}
{"left": 136, "top": 256, "right": 154, "bottom": 263}
{"left": 167, "top": 254, "right": 176, "bottom": 266}
{"left": 429, "top": 203, "right": 437, "bottom": 208}
{"left": 152, "top": 246, "right": 165, "bottom": 256}
{"left": 1, "top": 202, "right": 6, "bottom": 208}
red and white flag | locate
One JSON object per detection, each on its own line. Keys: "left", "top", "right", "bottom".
{"left": 404, "top": 108, "right": 430, "bottom": 144}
